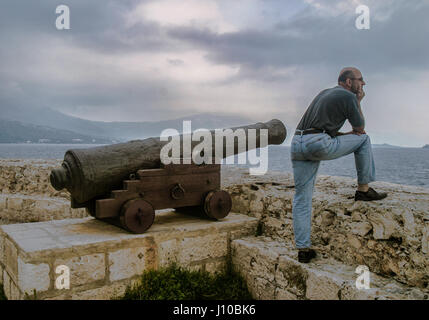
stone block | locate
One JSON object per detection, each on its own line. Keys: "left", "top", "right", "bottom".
{"left": 231, "top": 240, "right": 253, "bottom": 276}
{"left": 7, "top": 197, "right": 23, "bottom": 212}
{"left": 0, "top": 264, "right": 3, "bottom": 285}
{"left": 0, "top": 196, "right": 6, "bottom": 211}
{"left": 306, "top": 269, "right": 343, "bottom": 300}
{"left": 17, "top": 257, "right": 50, "bottom": 294}
{"left": 248, "top": 276, "right": 275, "bottom": 300}
{"left": 230, "top": 221, "right": 258, "bottom": 240}
{"left": 0, "top": 232, "right": 4, "bottom": 261}
{"left": 10, "top": 280, "right": 22, "bottom": 300}
{"left": 55, "top": 253, "right": 105, "bottom": 287}
{"left": 71, "top": 208, "right": 89, "bottom": 219}
{"left": 32, "top": 199, "right": 69, "bottom": 220}
{"left": 109, "top": 247, "right": 146, "bottom": 282}
{"left": 71, "top": 281, "right": 129, "bottom": 300}
{"left": 158, "top": 239, "right": 178, "bottom": 267}
{"left": 4, "top": 238, "right": 18, "bottom": 277}
{"left": 275, "top": 288, "right": 298, "bottom": 300}
{"left": 276, "top": 255, "right": 308, "bottom": 298}
{"left": 3, "top": 270, "right": 12, "bottom": 299}
{"left": 178, "top": 233, "right": 228, "bottom": 265}
{"left": 3, "top": 270, "right": 11, "bottom": 298}
{"left": 249, "top": 248, "right": 278, "bottom": 283}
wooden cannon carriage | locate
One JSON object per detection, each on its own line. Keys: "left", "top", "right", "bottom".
{"left": 90, "top": 163, "right": 230, "bottom": 233}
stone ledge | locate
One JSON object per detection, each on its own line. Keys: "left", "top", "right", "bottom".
{"left": 0, "top": 159, "right": 65, "bottom": 197}
{"left": 231, "top": 237, "right": 429, "bottom": 300}
{"left": 0, "top": 194, "right": 88, "bottom": 224}
{"left": 0, "top": 211, "right": 258, "bottom": 300}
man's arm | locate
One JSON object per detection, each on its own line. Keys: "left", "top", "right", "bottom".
{"left": 337, "top": 90, "right": 366, "bottom": 136}
{"left": 335, "top": 129, "right": 365, "bottom": 136}
{"left": 351, "top": 90, "right": 366, "bottom": 135}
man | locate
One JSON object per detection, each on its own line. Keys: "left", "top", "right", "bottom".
{"left": 291, "top": 67, "right": 387, "bottom": 263}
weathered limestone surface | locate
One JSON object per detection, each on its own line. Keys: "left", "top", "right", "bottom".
{"left": 0, "top": 160, "right": 87, "bottom": 224}
{"left": 222, "top": 167, "right": 429, "bottom": 289}
{"left": 0, "top": 194, "right": 88, "bottom": 224}
{"left": 0, "top": 211, "right": 257, "bottom": 300}
{"left": 232, "top": 237, "right": 428, "bottom": 300}
{"left": 0, "top": 160, "right": 64, "bottom": 197}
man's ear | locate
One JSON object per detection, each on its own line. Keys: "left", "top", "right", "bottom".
{"left": 344, "top": 78, "right": 352, "bottom": 89}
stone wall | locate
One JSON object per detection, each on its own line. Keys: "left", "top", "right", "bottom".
{"left": 0, "top": 213, "right": 258, "bottom": 300}
{"left": 222, "top": 167, "right": 429, "bottom": 290}
{"left": 232, "top": 237, "right": 427, "bottom": 300}
{"left": 0, "top": 160, "right": 87, "bottom": 224}
{"left": 0, "top": 194, "right": 87, "bottom": 224}
{"left": 0, "top": 160, "right": 65, "bottom": 197}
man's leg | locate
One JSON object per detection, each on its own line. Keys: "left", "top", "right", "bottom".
{"left": 292, "top": 159, "right": 320, "bottom": 249}
{"left": 353, "top": 135, "right": 375, "bottom": 190}
{"left": 320, "top": 134, "right": 385, "bottom": 200}
{"left": 321, "top": 134, "right": 376, "bottom": 185}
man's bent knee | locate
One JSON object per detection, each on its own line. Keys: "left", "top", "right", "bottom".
{"left": 363, "top": 134, "right": 370, "bottom": 142}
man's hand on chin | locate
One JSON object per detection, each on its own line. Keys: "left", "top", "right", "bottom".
{"left": 356, "top": 88, "right": 365, "bottom": 102}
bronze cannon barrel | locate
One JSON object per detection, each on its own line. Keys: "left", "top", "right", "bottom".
{"left": 50, "top": 119, "right": 286, "bottom": 205}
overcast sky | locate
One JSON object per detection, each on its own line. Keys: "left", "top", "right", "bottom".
{"left": 1, "top": 0, "right": 428, "bottom": 147}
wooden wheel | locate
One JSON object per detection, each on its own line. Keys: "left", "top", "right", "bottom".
{"left": 204, "top": 190, "right": 232, "bottom": 220}
{"left": 120, "top": 198, "right": 155, "bottom": 233}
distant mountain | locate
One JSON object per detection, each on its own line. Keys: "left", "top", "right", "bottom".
{"left": 92, "top": 113, "right": 254, "bottom": 140}
{"left": 0, "top": 119, "right": 112, "bottom": 144}
{"left": 1, "top": 106, "right": 253, "bottom": 141}
{"left": 372, "top": 143, "right": 403, "bottom": 148}
{"left": 423, "top": 144, "right": 429, "bottom": 149}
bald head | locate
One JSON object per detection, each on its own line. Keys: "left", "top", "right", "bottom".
{"left": 338, "top": 67, "right": 361, "bottom": 84}
{"left": 337, "top": 67, "right": 366, "bottom": 95}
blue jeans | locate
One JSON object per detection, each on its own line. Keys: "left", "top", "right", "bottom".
{"left": 290, "top": 133, "right": 376, "bottom": 249}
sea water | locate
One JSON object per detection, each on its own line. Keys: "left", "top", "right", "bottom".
{"left": 0, "top": 144, "right": 428, "bottom": 188}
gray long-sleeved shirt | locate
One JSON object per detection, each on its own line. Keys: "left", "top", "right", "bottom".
{"left": 296, "top": 86, "right": 364, "bottom": 137}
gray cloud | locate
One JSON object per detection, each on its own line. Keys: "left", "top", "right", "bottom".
{"left": 167, "top": 0, "right": 429, "bottom": 77}
{"left": 0, "top": 0, "right": 428, "bottom": 146}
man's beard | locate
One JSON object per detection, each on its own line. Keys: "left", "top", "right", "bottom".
{"left": 351, "top": 85, "right": 360, "bottom": 94}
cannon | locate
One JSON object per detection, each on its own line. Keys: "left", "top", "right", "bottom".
{"left": 50, "top": 119, "right": 287, "bottom": 233}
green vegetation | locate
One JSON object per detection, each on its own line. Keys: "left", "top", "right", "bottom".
{"left": 118, "top": 263, "right": 252, "bottom": 300}
{"left": 0, "top": 284, "right": 6, "bottom": 300}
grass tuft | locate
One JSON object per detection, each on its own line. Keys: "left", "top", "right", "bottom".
{"left": 117, "top": 263, "right": 252, "bottom": 300}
